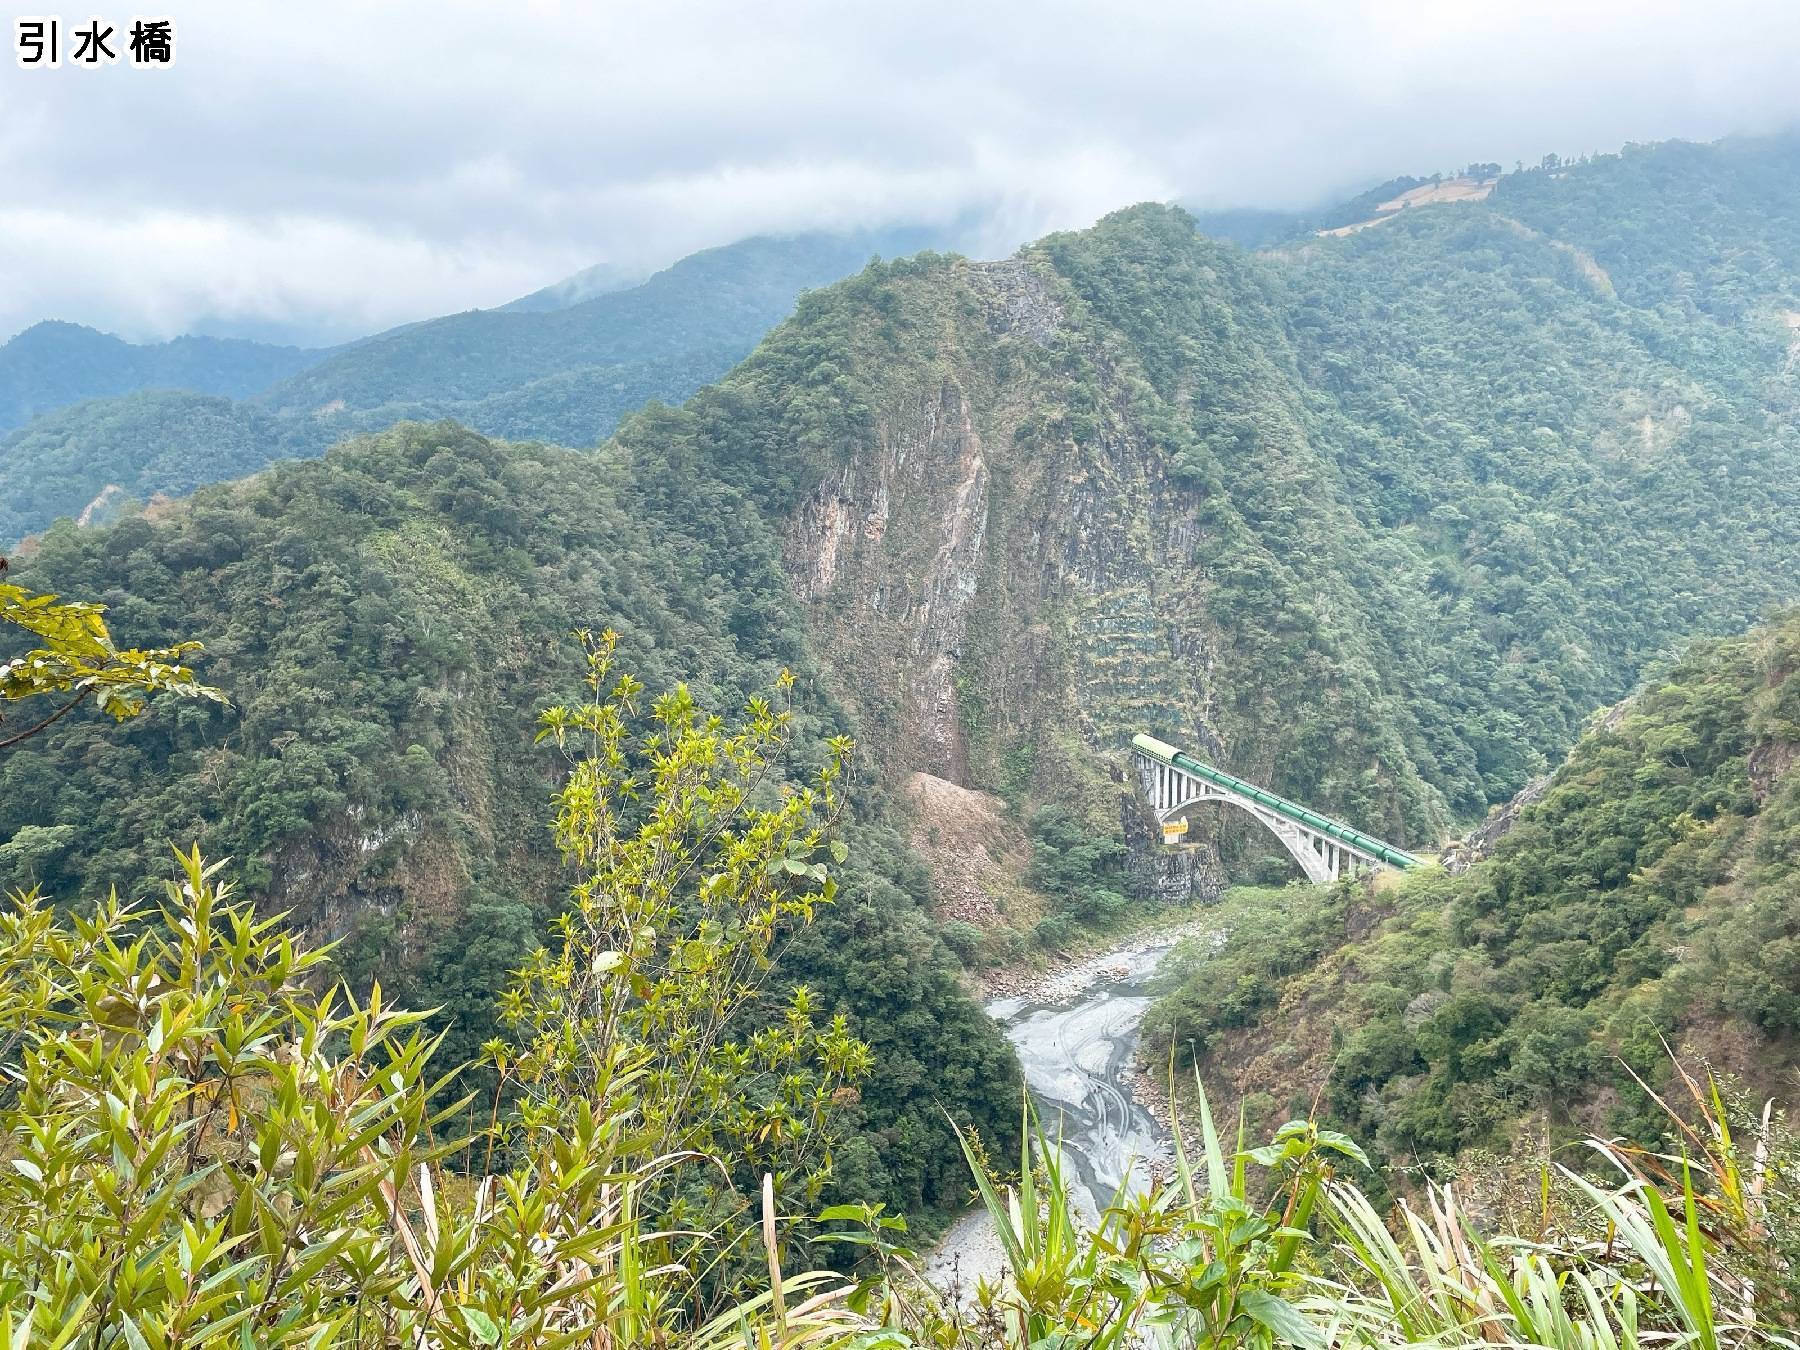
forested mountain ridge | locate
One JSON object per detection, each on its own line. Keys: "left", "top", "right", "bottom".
{"left": 0, "top": 320, "right": 316, "bottom": 433}
{"left": 9, "top": 132, "right": 1800, "bottom": 1218}
{"left": 1, "top": 227, "right": 956, "bottom": 547}
{"left": 495, "top": 258, "right": 647, "bottom": 312}
{"left": 0, "top": 390, "right": 322, "bottom": 543}
{"left": 1, "top": 420, "right": 1019, "bottom": 1225}
{"left": 1145, "top": 607, "right": 1800, "bottom": 1166}
{"left": 628, "top": 223, "right": 1455, "bottom": 868}
{"left": 258, "top": 228, "right": 950, "bottom": 420}
{"left": 598, "top": 166, "right": 1800, "bottom": 883}
{"left": 1490, "top": 136, "right": 1800, "bottom": 322}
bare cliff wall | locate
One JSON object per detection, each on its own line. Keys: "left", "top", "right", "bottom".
{"left": 776, "top": 226, "right": 1443, "bottom": 900}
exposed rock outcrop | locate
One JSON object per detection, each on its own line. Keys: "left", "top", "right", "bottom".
{"left": 782, "top": 224, "right": 1438, "bottom": 888}
{"left": 1441, "top": 774, "right": 1550, "bottom": 874}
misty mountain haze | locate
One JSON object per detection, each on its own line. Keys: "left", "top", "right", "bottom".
{"left": 0, "top": 222, "right": 987, "bottom": 542}
{"left": 7, "top": 0, "right": 1799, "bottom": 345}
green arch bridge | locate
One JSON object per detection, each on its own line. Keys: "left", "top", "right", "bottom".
{"left": 1131, "top": 733, "right": 1421, "bottom": 884}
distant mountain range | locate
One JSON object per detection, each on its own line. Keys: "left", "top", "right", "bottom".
{"left": 0, "top": 225, "right": 964, "bottom": 545}
{"left": 0, "top": 322, "right": 319, "bottom": 435}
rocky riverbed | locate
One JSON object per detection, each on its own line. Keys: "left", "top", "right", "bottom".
{"left": 923, "top": 920, "right": 1219, "bottom": 1297}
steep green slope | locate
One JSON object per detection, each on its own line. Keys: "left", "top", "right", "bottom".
{"left": 598, "top": 229, "right": 1455, "bottom": 865}
{"left": 1145, "top": 609, "right": 1800, "bottom": 1165}
{"left": 1, "top": 421, "right": 1019, "bottom": 1225}
{"left": 0, "top": 320, "right": 316, "bottom": 432}
{"left": 1493, "top": 136, "right": 1800, "bottom": 322}
{"left": 1279, "top": 204, "right": 1800, "bottom": 808}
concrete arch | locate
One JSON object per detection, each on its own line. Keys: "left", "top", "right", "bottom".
{"left": 1158, "top": 789, "right": 1347, "bottom": 885}
{"left": 1132, "top": 738, "right": 1411, "bottom": 884}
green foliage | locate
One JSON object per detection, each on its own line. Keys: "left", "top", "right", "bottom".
{"left": 1025, "top": 805, "right": 1130, "bottom": 933}
{"left": 4, "top": 845, "right": 1791, "bottom": 1349}
{"left": 1495, "top": 136, "right": 1800, "bottom": 322}
{"left": 855, "top": 1070, "right": 1794, "bottom": 1347}
{"left": 0, "top": 663, "right": 888, "bottom": 1345}
{"left": 1142, "top": 882, "right": 1347, "bottom": 1079}
{"left": 930, "top": 1075, "right": 1360, "bottom": 1348}
{"left": 3, "top": 436, "right": 1016, "bottom": 1234}
{"left": 1284, "top": 196, "right": 1800, "bottom": 811}
{"left": 1149, "top": 610, "right": 1800, "bottom": 1169}
{"left": 779, "top": 827, "right": 1024, "bottom": 1225}
{"left": 0, "top": 562, "right": 224, "bottom": 750}
{"left": 0, "top": 822, "right": 75, "bottom": 889}
{"left": 17, "top": 135, "right": 1800, "bottom": 1259}
{"left": 503, "top": 632, "right": 869, "bottom": 1270}
{"left": 0, "top": 390, "right": 327, "bottom": 546}
{"left": 0, "top": 849, "right": 468, "bottom": 1345}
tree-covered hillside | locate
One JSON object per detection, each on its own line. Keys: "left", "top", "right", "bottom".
{"left": 0, "top": 320, "right": 315, "bottom": 432}
{"left": 1, "top": 229, "right": 954, "bottom": 546}
{"left": 1494, "top": 136, "right": 1800, "bottom": 322}
{"left": 1279, "top": 202, "right": 1800, "bottom": 809}
{"left": 16, "top": 135, "right": 1800, "bottom": 937}
{"left": 0, "top": 390, "right": 326, "bottom": 544}
{"left": 581, "top": 174, "right": 1800, "bottom": 873}
{"left": 1, "top": 421, "right": 1018, "bottom": 1226}
{"left": 1145, "top": 608, "right": 1800, "bottom": 1168}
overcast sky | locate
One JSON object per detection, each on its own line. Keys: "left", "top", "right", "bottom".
{"left": 4, "top": 0, "right": 1799, "bottom": 346}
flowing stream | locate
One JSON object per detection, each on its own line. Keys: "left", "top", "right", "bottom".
{"left": 924, "top": 928, "right": 1204, "bottom": 1293}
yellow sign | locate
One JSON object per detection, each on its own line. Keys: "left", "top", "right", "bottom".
{"left": 1161, "top": 819, "right": 1189, "bottom": 842}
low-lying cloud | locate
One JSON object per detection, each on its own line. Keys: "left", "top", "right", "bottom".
{"left": 3, "top": 0, "right": 1798, "bottom": 345}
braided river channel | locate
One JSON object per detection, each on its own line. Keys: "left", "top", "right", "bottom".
{"left": 925, "top": 927, "right": 1207, "bottom": 1293}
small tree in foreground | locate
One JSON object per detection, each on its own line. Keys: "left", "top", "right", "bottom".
{"left": 0, "top": 556, "right": 225, "bottom": 752}
{"left": 502, "top": 628, "right": 871, "bottom": 1315}
{"left": 0, "top": 638, "right": 869, "bottom": 1346}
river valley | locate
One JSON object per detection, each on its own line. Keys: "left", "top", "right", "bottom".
{"left": 924, "top": 925, "right": 1211, "bottom": 1293}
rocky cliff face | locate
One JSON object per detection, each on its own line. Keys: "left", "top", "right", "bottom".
{"left": 776, "top": 220, "right": 1437, "bottom": 901}
{"left": 781, "top": 254, "right": 1228, "bottom": 897}
{"left": 789, "top": 381, "right": 994, "bottom": 785}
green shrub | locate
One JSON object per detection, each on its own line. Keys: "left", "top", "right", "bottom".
{"left": 0, "top": 643, "right": 869, "bottom": 1346}
{"left": 938, "top": 919, "right": 985, "bottom": 964}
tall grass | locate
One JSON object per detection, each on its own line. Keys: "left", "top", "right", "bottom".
{"left": 907, "top": 1067, "right": 1798, "bottom": 1348}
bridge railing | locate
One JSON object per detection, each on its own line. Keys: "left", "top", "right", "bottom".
{"left": 1131, "top": 733, "right": 1420, "bottom": 871}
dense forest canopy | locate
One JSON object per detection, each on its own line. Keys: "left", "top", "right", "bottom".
{"left": 1, "top": 422, "right": 1018, "bottom": 1227}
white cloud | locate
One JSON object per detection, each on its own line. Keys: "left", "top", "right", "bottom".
{"left": 2, "top": 0, "right": 1798, "bottom": 343}
{"left": 0, "top": 207, "right": 580, "bottom": 344}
